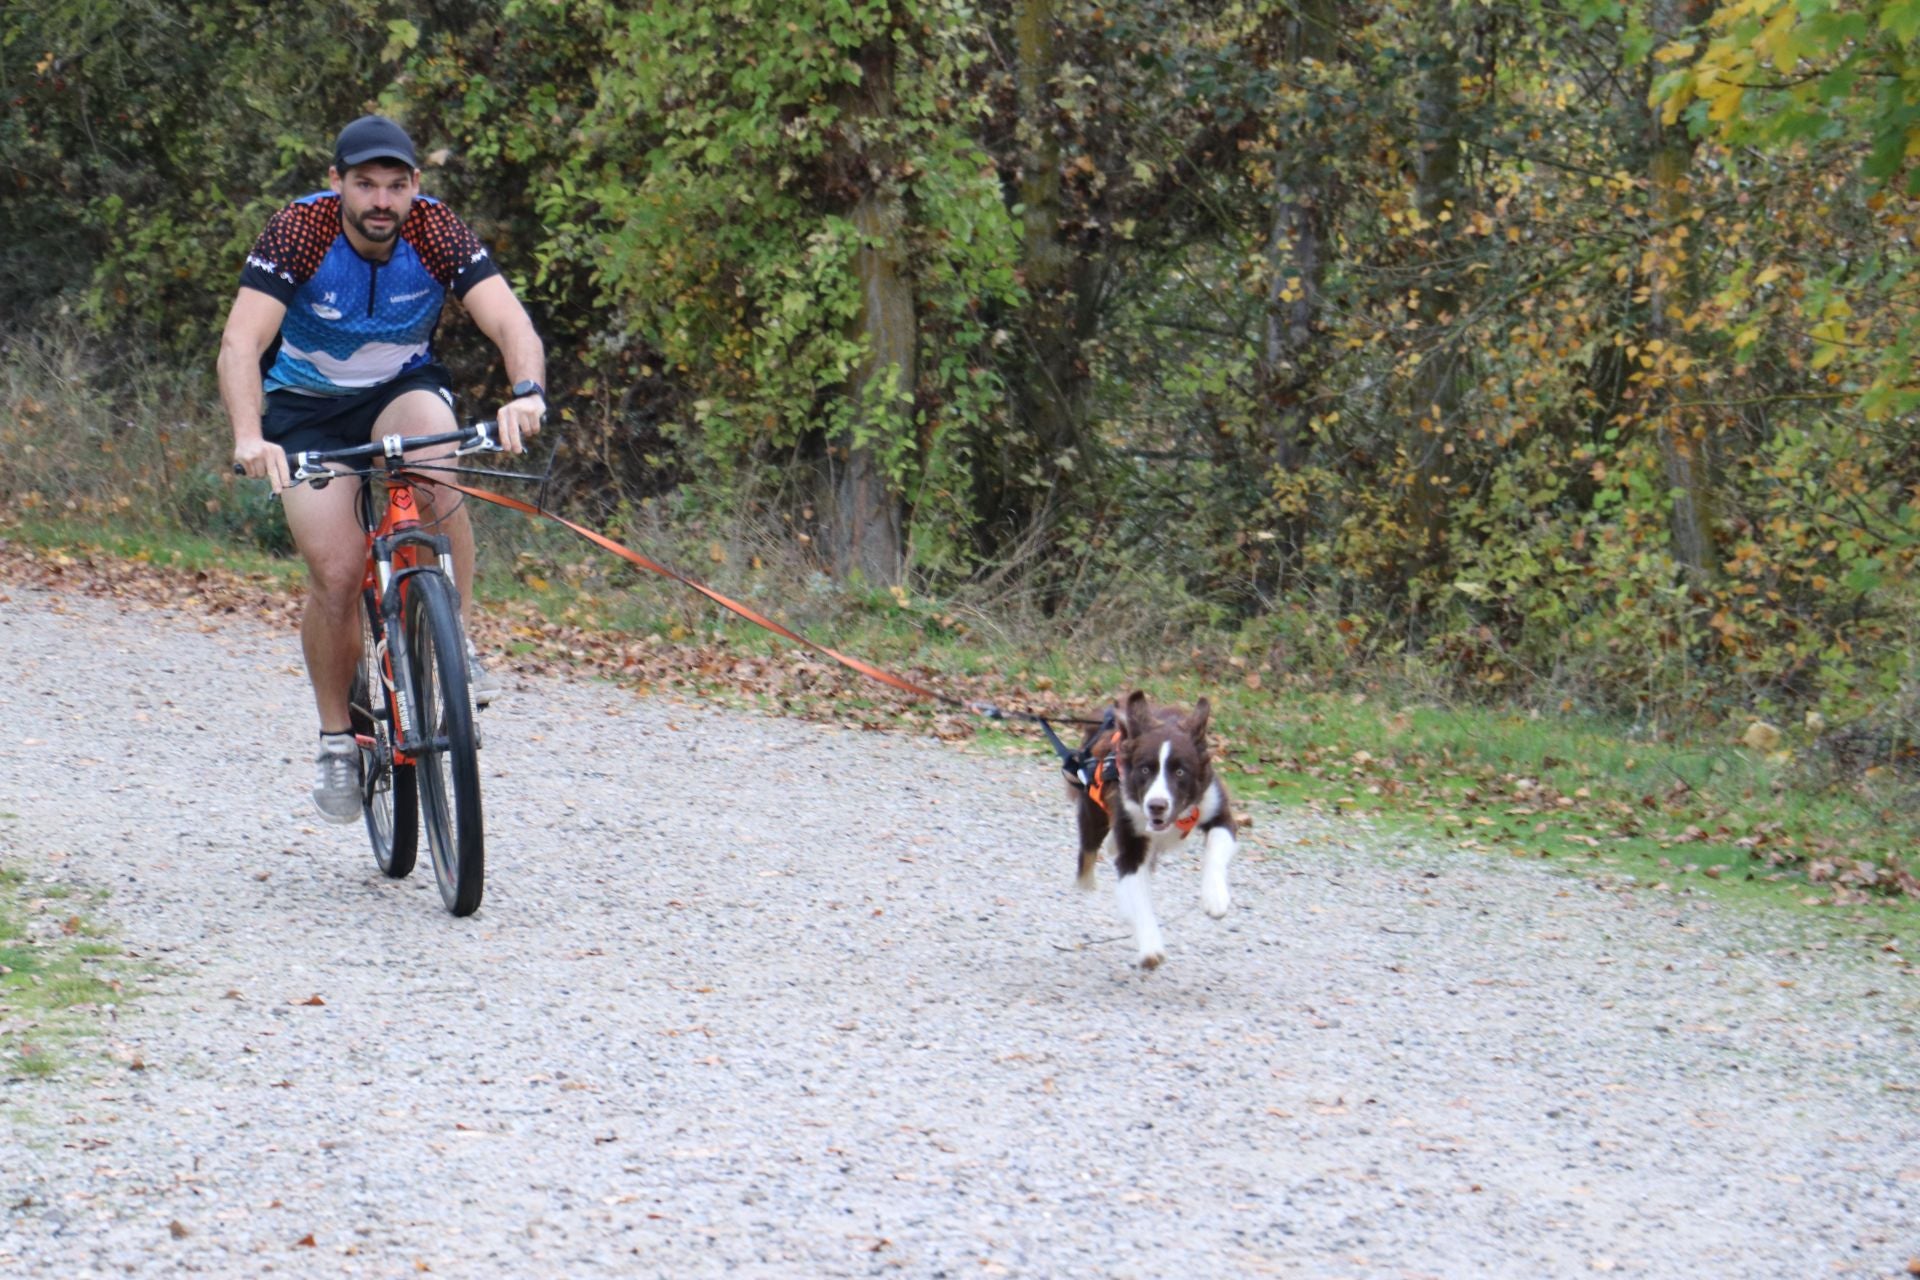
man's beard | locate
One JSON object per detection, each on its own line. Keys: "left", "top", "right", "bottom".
{"left": 346, "top": 205, "right": 403, "bottom": 244}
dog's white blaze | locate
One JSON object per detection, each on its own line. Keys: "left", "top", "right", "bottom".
{"left": 1142, "top": 740, "right": 1175, "bottom": 820}
{"left": 1115, "top": 868, "right": 1166, "bottom": 966}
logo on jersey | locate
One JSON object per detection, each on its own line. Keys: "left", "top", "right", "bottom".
{"left": 389, "top": 289, "right": 431, "bottom": 304}
{"left": 310, "top": 290, "right": 343, "bottom": 321}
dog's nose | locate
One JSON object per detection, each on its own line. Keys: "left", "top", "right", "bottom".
{"left": 1147, "top": 799, "right": 1169, "bottom": 818}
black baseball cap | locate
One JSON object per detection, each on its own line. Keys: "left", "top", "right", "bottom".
{"left": 333, "top": 115, "right": 417, "bottom": 171}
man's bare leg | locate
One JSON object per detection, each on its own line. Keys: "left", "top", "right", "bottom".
{"left": 281, "top": 471, "right": 367, "bottom": 733}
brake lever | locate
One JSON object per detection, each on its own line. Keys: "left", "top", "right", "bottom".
{"left": 290, "top": 452, "right": 334, "bottom": 490}
{"left": 455, "top": 419, "right": 501, "bottom": 457}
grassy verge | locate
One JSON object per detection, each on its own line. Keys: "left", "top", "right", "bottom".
{"left": 0, "top": 855, "right": 136, "bottom": 1081}
{"left": 5, "top": 513, "right": 1916, "bottom": 971}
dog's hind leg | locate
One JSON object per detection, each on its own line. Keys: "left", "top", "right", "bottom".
{"left": 1111, "top": 838, "right": 1166, "bottom": 969}
{"left": 1074, "top": 795, "right": 1109, "bottom": 891}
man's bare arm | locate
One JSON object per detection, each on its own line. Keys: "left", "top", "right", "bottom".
{"left": 461, "top": 274, "right": 547, "bottom": 453}
{"left": 218, "top": 288, "right": 291, "bottom": 490}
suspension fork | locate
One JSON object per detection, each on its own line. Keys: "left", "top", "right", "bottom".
{"left": 377, "top": 530, "right": 456, "bottom": 756}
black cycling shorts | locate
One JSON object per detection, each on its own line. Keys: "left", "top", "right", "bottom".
{"left": 262, "top": 360, "right": 456, "bottom": 459}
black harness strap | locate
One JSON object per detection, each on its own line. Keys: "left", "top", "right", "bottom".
{"left": 1039, "top": 705, "right": 1117, "bottom": 792}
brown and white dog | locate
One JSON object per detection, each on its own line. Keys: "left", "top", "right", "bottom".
{"left": 1071, "top": 690, "right": 1236, "bottom": 969}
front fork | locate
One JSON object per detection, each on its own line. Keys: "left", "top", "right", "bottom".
{"left": 374, "top": 530, "right": 466, "bottom": 758}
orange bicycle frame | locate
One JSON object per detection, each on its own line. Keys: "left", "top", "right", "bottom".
{"left": 361, "top": 465, "right": 455, "bottom": 767}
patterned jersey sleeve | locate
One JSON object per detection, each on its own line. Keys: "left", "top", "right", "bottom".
{"left": 238, "top": 199, "right": 337, "bottom": 303}
{"left": 404, "top": 200, "right": 502, "bottom": 299}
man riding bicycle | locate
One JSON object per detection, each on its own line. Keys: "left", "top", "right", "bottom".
{"left": 216, "top": 115, "right": 546, "bottom": 824}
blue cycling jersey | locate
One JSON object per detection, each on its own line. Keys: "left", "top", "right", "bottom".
{"left": 239, "top": 192, "right": 500, "bottom": 396}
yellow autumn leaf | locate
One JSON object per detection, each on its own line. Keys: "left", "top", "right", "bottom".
{"left": 1707, "top": 84, "right": 1746, "bottom": 123}
{"left": 1758, "top": 7, "right": 1803, "bottom": 74}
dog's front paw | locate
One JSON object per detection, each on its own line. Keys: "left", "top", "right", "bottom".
{"left": 1202, "top": 879, "right": 1230, "bottom": 918}
{"left": 1137, "top": 950, "right": 1166, "bottom": 971}
{"left": 1075, "top": 869, "right": 1097, "bottom": 892}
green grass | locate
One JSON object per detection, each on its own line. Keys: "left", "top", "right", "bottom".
{"left": 4, "top": 514, "right": 302, "bottom": 582}
{"left": 0, "top": 860, "right": 137, "bottom": 1081}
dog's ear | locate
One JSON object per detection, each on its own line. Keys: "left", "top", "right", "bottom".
{"left": 1187, "top": 697, "right": 1211, "bottom": 748}
{"left": 1119, "top": 690, "right": 1151, "bottom": 738}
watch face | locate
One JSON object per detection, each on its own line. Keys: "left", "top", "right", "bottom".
{"left": 512, "top": 380, "right": 543, "bottom": 399}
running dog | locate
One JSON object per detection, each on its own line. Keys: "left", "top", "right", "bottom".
{"left": 1069, "top": 690, "right": 1236, "bottom": 969}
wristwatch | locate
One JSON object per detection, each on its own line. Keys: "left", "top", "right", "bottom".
{"left": 510, "top": 379, "right": 545, "bottom": 401}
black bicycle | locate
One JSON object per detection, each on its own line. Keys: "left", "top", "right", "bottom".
{"left": 286, "top": 424, "right": 504, "bottom": 916}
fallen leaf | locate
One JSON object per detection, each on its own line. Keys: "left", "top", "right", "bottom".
{"left": 168, "top": 1220, "right": 189, "bottom": 1239}
{"left": 295, "top": 1234, "right": 316, "bottom": 1248}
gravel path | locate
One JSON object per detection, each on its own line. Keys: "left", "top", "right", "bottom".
{"left": 1, "top": 581, "right": 1917, "bottom": 1279}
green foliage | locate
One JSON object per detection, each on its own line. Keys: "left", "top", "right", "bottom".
{"left": 536, "top": 0, "right": 1021, "bottom": 571}
{"left": 8, "top": 0, "right": 1920, "bottom": 742}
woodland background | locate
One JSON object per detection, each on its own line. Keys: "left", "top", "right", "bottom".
{"left": 7, "top": 0, "right": 1920, "bottom": 742}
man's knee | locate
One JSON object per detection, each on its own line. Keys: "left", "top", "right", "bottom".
{"left": 305, "top": 557, "right": 364, "bottom": 611}
{"left": 378, "top": 387, "right": 458, "bottom": 438}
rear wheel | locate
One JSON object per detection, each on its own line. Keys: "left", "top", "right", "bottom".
{"left": 356, "top": 590, "right": 418, "bottom": 878}
{"left": 403, "top": 571, "right": 484, "bottom": 916}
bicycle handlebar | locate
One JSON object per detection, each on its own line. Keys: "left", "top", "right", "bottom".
{"left": 263, "top": 422, "right": 504, "bottom": 489}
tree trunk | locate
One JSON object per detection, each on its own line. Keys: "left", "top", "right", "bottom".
{"left": 1406, "top": 10, "right": 1466, "bottom": 569}
{"left": 835, "top": 192, "right": 913, "bottom": 586}
{"left": 1260, "top": 0, "right": 1340, "bottom": 478}
{"left": 825, "top": 36, "right": 913, "bottom": 587}
{"left": 1644, "top": 0, "right": 1715, "bottom": 586}
{"left": 1010, "top": 0, "right": 1087, "bottom": 503}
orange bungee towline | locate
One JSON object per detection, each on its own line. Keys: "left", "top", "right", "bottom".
{"left": 423, "top": 473, "right": 1103, "bottom": 745}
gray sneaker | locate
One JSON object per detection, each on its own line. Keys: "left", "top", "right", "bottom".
{"left": 312, "top": 733, "right": 362, "bottom": 824}
{"left": 467, "top": 641, "right": 502, "bottom": 707}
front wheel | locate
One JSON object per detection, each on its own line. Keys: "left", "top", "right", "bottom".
{"left": 402, "top": 571, "right": 484, "bottom": 916}
{"left": 356, "top": 589, "right": 418, "bottom": 878}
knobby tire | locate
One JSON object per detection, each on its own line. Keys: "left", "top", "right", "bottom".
{"left": 403, "top": 571, "right": 484, "bottom": 916}
{"left": 356, "top": 588, "right": 418, "bottom": 878}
